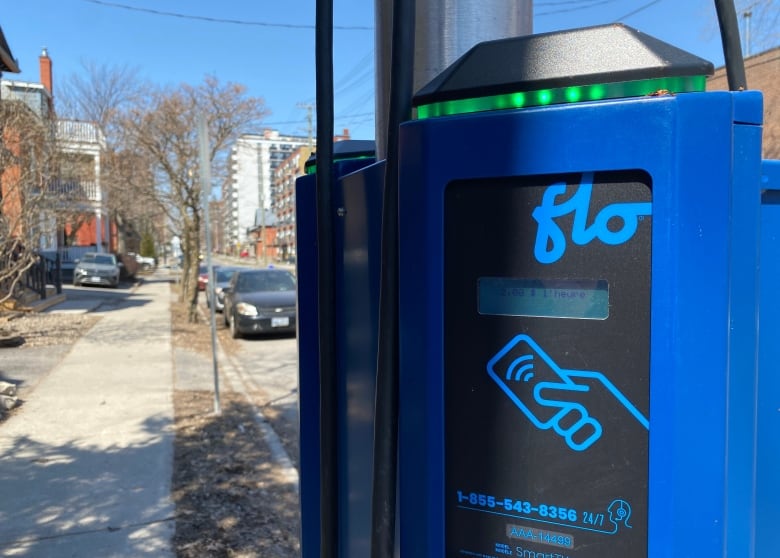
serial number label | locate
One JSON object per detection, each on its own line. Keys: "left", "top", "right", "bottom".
{"left": 506, "top": 524, "right": 574, "bottom": 549}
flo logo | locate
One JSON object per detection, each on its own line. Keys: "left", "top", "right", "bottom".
{"left": 532, "top": 172, "right": 651, "bottom": 264}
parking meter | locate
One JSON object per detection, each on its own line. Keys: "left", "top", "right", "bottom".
{"left": 397, "top": 24, "right": 768, "bottom": 557}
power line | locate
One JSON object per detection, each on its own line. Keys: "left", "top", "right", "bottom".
{"left": 614, "top": 0, "right": 663, "bottom": 22}
{"left": 264, "top": 111, "right": 375, "bottom": 127}
{"left": 536, "top": 0, "right": 611, "bottom": 5}
{"left": 536, "top": 0, "right": 622, "bottom": 16}
{"left": 81, "top": 0, "right": 373, "bottom": 30}
{"left": 334, "top": 51, "right": 375, "bottom": 91}
{"left": 335, "top": 67, "right": 374, "bottom": 96}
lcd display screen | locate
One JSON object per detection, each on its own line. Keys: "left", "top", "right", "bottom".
{"left": 479, "top": 278, "right": 609, "bottom": 319}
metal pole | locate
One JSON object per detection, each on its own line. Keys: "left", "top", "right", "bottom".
{"left": 198, "top": 113, "right": 221, "bottom": 416}
{"left": 95, "top": 208, "right": 103, "bottom": 253}
{"left": 261, "top": 187, "right": 266, "bottom": 265}
{"left": 374, "top": 0, "right": 533, "bottom": 158}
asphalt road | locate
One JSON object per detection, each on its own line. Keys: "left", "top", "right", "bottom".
{"left": 228, "top": 334, "right": 298, "bottom": 409}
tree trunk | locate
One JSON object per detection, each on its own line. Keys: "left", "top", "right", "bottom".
{"left": 188, "top": 282, "right": 200, "bottom": 323}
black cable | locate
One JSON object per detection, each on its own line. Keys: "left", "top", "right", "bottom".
{"left": 370, "top": 0, "right": 415, "bottom": 555}
{"left": 315, "top": 0, "right": 338, "bottom": 555}
{"left": 714, "top": 0, "right": 748, "bottom": 90}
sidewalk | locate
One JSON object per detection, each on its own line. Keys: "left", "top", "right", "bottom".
{"left": 0, "top": 280, "right": 175, "bottom": 557}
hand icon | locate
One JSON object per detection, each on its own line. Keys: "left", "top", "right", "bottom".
{"left": 532, "top": 377, "right": 602, "bottom": 451}
{"left": 487, "top": 335, "right": 648, "bottom": 451}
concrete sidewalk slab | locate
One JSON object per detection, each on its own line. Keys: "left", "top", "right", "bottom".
{"left": 0, "top": 280, "right": 175, "bottom": 557}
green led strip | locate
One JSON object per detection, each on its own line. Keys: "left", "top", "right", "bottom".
{"left": 415, "top": 75, "right": 707, "bottom": 119}
{"left": 304, "top": 155, "right": 374, "bottom": 175}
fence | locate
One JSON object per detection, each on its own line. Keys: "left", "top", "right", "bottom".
{"left": 22, "top": 251, "right": 62, "bottom": 300}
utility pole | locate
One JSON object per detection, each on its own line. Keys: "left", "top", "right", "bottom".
{"left": 743, "top": 9, "right": 753, "bottom": 57}
{"left": 297, "top": 102, "right": 316, "bottom": 147}
{"left": 256, "top": 143, "right": 267, "bottom": 265}
{"left": 261, "top": 178, "right": 266, "bottom": 265}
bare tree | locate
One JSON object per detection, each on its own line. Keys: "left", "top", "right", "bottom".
{"left": 704, "top": 1, "right": 779, "bottom": 59}
{"left": 123, "top": 76, "right": 268, "bottom": 321}
{"left": 58, "top": 61, "right": 157, "bottom": 254}
{"left": 737, "top": 0, "right": 779, "bottom": 56}
{"left": 0, "top": 100, "right": 59, "bottom": 307}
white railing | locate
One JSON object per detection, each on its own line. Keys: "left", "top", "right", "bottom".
{"left": 48, "top": 179, "right": 100, "bottom": 201}
{"left": 56, "top": 120, "right": 102, "bottom": 145}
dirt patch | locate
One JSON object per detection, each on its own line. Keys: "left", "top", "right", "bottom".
{"left": 171, "top": 391, "right": 300, "bottom": 558}
{"left": 170, "top": 295, "right": 242, "bottom": 357}
{"left": 169, "top": 292, "right": 301, "bottom": 557}
{"left": 0, "top": 312, "right": 101, "bottom": 348}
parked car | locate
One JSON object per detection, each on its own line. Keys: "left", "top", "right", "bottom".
{"left": 129, "top": 252, "right": 156, "bottom": 272}
{"left": 205, "top": 266, "right": 239, "bottom": 312}
{"left": 72, "top": 252, "right": 121, "bottom": 288}
{"left": 223, "top": 268, "right": 297, "bottom": 338}
{"left": 198, "top": 264, "right": 220, "bottom": 291}
{"left": 116, "top": 253, "right": 139, "bottom": 280}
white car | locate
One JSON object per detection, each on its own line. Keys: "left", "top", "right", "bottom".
{"left": 73, "top": 252, "right": 121, "bottom": 288}
{"left": 130, "top": 252, "right": 156, "bottom": 271}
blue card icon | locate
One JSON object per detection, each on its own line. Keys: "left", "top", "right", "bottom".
{"left": 487, "top": 334, "right": 648, "bottom": 451}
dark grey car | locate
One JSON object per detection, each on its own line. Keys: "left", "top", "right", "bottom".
{"left": 206, "top": 266, "right": 239, "bottom": 312}
{"left": 223, "top": 268, "right": 297, "bottom": 338}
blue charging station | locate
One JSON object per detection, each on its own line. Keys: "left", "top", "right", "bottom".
{"left": 396, "top": 24, "right": 774, "bottom": 557}
{"left": 296, "top": 141, "right": 381, "bottom": 557}
{"left": 758, "top": 160, "right": 780, "bottom": 558}
{"left": 297, "top": 22, "right": 779, "bottom": 558}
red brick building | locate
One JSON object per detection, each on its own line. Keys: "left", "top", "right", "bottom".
{"left": 2, "top": 48, "right": 112, "bottom": 256}
{"left": 272, "top": 144, "right": 314, "bottom": 262}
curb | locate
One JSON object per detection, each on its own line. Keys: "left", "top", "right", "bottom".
{"left": 23, "top": 293, "right": 67, "bottom": 313}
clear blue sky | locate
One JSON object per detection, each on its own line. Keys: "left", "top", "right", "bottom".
{"left": 3, "top": 1, "right": 729, "bottom": 141}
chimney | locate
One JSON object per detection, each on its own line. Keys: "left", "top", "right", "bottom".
{"left": 334, "top": 128, "right": 351, "bottom": 142}
{"left": 39, "top": 47, "right": 52, "bottom": 96}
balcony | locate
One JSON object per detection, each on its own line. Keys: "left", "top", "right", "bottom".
{"left": 56, "top": 120, "right": 104, "bottom": 154}
{"left": 48, "top": 179, "right": 100, "bottom": 202}
{"left": 57, "top": 121, "right": 100, "bottom": 143}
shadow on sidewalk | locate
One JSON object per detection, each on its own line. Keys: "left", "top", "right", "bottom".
{"left": 0, "top": 413, "right": 174, "bottom": 556}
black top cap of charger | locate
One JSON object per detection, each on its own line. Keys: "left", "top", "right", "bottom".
{"left": 413, "top": 24, "right": 714, "bottom": 110}
{"left": 304, "top": 140, "right": 376, "bottom": 174}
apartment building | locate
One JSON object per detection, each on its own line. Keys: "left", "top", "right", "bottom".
{"left": 272, "top": 144, "right": 314, "bottom": 262}
{"left": 223, "top": 129, "right": 310, "bottom": 254}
